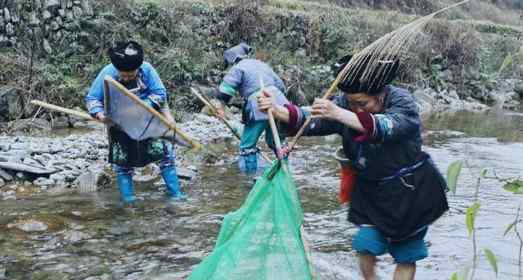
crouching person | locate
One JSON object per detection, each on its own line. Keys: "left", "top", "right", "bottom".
{"left": 211, "top": 43, "right": 288, "bottom": 173}
{"left": 85, "top": 40, "right": 186, "bottom": 206}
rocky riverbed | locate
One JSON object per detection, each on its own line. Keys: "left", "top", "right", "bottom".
{"left": 0, "top": 113, "right": 244, "bottom": 201}
{"left": 1, "top": 81, "right": 521, "bottom": 201}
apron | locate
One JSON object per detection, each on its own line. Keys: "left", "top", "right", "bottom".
{"left": 106, "top": 75, "right": 169, "bottom": 168}
{"left": 348, "top": 152, "right": 449, "bottom": 241}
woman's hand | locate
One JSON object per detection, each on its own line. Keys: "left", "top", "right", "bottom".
{"left": 311, "top": 98, "right": 342, "bottom": 121}
{"left": 95, "top": 112, "right": 108, "bottom": 123}
{"left": 257, "top": 90, "right": 274, "bottom": 113}
{"left": 257, "top": 90, "right": 291, "bottom": 123}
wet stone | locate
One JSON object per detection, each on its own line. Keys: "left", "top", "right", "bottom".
{"left": 34, "top": 177, "right": 54, "bottom": 187}
{"left": 0, "top": 143, "right": 9, "bottom": 151}
{"left": 71, "top": 211, "right": 82, "bottom": 217}
{"left": 23, "top": 157, "right": 44, "bottom": 167}
{"left": 108, "top": 225, "right": 131, "bottom": 236}
{"left": 0, "top": 169, "right": 11, "bottom": 181}
{"left": 133, "top": 174, "right": 157, "bottom": 183}
{"left": 50, "top": 173, "right": 65, "bottom": 182}
{"left": 2, "top": 190, "right": 15, "bottom": 200}
{"left": 12, "top": 220, "right": 48, "bottom": 232}
{"left": 63, "top": 230, "right": 91, "bottom": 243}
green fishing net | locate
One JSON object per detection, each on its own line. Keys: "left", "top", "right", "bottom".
{"left": 189, "top": 160, "right": 315, "bottom": 280}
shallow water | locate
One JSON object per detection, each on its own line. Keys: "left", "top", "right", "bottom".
{"left": 1, "top": 111, "right": 523, "bottom": 280}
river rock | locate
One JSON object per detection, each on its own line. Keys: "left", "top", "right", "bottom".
{"left": 45, "top": 0, "right": 61, "bottom": 11}
{"left": 0, "top": 169, "right": 13, "bottom": 181}
{"left": 3, "top": 8, "right": 10, "bottom": 22}
{"left": 33, "top": 177, "right": 54, "bottom": 187}
{"left": 133, "top": 174, "right": 157, "bottom": 183}
{"left": 43, "top": 38, "right": 52, "bottom": 54}
{"left": 63, "top": 230, "right": 91, "bottom": 243}
{"left": 72, "top": 6, "right": 83, "bottom": 17}
{"left": 76, "top": 168, "right": 110, "bottom": 193}
{"left": 52, "top": 116, "right": 69, "bottom": 128}
{"left": 0, "top": 150, "right": 28, "bottom": 162}
{"left": 108, "top": 224, "right": 131, "bottom": 236}
{"left": 2, "top": 190, "right": 15, "bottom": 200}
{"left": 5, "top": 23, "right": 14, "bottom": 36}
{"left": 514, "top": 81, "right": 523, "bottom": 98}
{"left": 10, "top": 220, "right": 48, "bottom": 232}
{"left": 438, "top": 69, "right": 453, "bottom": 82}
{"left": 22, "top": 157, "right": 44, "bottom": 167}
{"left": 0, "top": 162, "right": 56, "bottom": 175}
{"left": 49, "top": 173, "right": 65, "bottom": 182}
{"left": 42, "top": 9, "right": 51, "bottom": 20}
{"left": 10, "top": 142, "right": 28, "bottom": 150}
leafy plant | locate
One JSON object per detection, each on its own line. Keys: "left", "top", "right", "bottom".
{"left": 503, "top": 180, "right": 523, "bottom": 194}
{"left": 448, "top": 164, "right": 499, "bottom": 279}
{"left": 447, "top": 160, "right": 463, "bottom": 194}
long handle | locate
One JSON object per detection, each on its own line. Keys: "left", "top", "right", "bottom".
{"left": 287, "top": 59, "right": 349, "bottom": 152}
{"left": 190, "top": 88, "right": 242, "bottom": 139}
{"left": 30, "top": 100, "right": 99, "bottom": 122}
{"left": 190, "top": 87, "right": 272, "bottom": 163}
{"left": 267, "top": 108, "right": 283, "bottom": 158}
{"left": 104, "top": 76, "right": 202, "bottom": 151}
{"left": 260, "top": 78, "right": 283, "bottom": 159}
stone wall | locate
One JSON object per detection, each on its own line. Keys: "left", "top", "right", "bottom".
{"left": 0, "top": 0, "right": 94, "bottom": 54}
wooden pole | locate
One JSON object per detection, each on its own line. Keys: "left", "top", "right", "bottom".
{"left": 190, "top": 87, "right": 242, "bottom": 139}
{"left": 267, "top": 108, "right": 282, "bottom": 158}
{"left": 104, "top": 76, "right": 202, "bottom": 151}
{"left": 287, "top": 67, "right": 346, "bottom": 152}
{"left": 259, "top": 78, "right": 283, "bottom": 159}
{"left": 30, "top": 100, "right": 99, "bottom": 122}
{"left": 190, "top": 87, "right": 273, "bottom": 163}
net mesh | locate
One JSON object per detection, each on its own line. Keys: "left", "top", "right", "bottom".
{"left": 105, "top": 82, "right": 172, "bottom": 141}
{"left": 189, "top": 161, "right": 314, "bottom": 280}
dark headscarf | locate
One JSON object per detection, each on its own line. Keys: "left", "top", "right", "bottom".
{"left": 223, "top": 43, "right": 253, "bottom": 67}
{"left": 108, "top": 41, "right": 144, "bottom": 72}
{"left": 333, "top": 54, "right": 400, "bottom": 95}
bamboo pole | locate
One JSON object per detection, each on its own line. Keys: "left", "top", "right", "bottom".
{"left": 287, "top": 69, "right": 344, "bottom": 152}
{"left": 104, "top": 76, "right": 202, "bottom": 151}
{"left": 30, "top": 100, "right": 99, "bottom": 122}
{"left": 287, "top": 0, "right": 471, "bottom": 154}
{"left": 190, "top": 87, "right": 273, "bottom": 163}
{"left": 259, "top": 78, "right": 283, "bottom": 159}
{"left": 267, "top": 108, "right": 282, "bottom": 157}
{"left": 190, "top": 87, "right": 242, "bottom": 139}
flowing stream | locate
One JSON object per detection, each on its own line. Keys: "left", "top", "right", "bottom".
{"left": 1, "top": 110, "right": 523, "bottom": 280}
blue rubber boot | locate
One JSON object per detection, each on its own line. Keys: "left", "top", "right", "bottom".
{"left": 116, "top": 173, "right": 136, "bottom": 205}
{"left": 161, "top": 167, "right": 187, "bottom": 201}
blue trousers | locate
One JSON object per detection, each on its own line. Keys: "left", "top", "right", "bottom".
{"left": 238, "top": 120, "right": 284, "bottom": 173}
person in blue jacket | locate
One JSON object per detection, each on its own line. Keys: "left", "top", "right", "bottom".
{"left": 212, "top": 43, "right": 288, "bottom": 173}
{"left": 258, "top": 54, "right": 449, "bottom": 280}
{"left": 85, "top": 40, "right": 186, "bottom": 206}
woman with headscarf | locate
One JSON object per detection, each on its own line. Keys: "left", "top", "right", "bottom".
{"left": 257, "top": 54, "right": 449, "bottom": 280}
{"left": 85, "top": 41, "right": 186, "bottom": 206}
{"left": 212, "top": 43, "right": 289, "bottom": 173}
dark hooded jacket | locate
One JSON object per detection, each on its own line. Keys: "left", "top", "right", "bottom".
{"left": 284, "top": 85, "right": 448, "bottom": 240}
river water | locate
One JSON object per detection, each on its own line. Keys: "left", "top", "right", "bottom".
{"left": 1, "top": 110, "right": 523, "bottom": 280}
